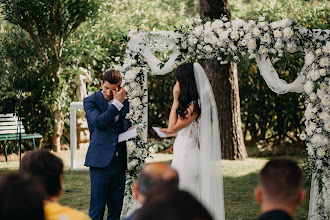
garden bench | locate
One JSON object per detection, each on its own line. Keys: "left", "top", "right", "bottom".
{"left": 0, "top": 113, "right": 42, "bottom": 162}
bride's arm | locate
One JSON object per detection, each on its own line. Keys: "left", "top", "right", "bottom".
{"left": 167, "top": 103, "right": 198, "bottom": 134}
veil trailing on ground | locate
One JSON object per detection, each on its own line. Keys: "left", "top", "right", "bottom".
{"left": 193, "top": 63, "right": 225, "bottom": 220}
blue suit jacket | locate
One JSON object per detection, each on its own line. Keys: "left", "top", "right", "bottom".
{"left": 84, "top": 90, "right": 130, "bottom": 168}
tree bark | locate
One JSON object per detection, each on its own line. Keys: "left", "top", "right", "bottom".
{"left": 199, "top": 0, "right": 247, "bottom": 160}
{"left": 52, "top": 66, "right": 63, "bottom": 152}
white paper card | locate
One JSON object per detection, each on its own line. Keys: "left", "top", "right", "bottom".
{"left": 152, "top": 127, "right": 167, "bottom": 138}
{"left": 118, "top": 127, "right": 138, "bottom": 143}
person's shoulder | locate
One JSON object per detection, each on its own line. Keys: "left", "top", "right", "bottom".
{"left": 59, "top": 205, "right": 91, "bottom": 220}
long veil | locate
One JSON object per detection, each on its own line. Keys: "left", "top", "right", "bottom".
{"left": 193, "top": 63, "right": 225, "bottom": 220}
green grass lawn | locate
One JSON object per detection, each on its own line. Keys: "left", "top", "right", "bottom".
{"left": 0, "top": 152, "right": 309, "bottom": 220}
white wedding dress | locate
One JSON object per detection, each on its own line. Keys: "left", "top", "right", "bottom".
{"left": 170, "top": 63, "right": 225, "bottom": 220}
{"left": 171, "top": 118, "right": 201, "bottom": 200}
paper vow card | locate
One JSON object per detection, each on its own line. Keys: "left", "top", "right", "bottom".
{"left": 118, "top": 127, "right": 138, "bottom": 143}
{"left": 152, "top": 127, "right": 167, "bottom": 138}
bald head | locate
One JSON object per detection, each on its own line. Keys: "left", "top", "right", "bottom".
{"left": 137, "top": 162, "right": 179, "bottom": 195}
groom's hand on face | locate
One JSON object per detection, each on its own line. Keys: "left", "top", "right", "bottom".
{"left": 113, "top": 87, "right": 126, "bottom": 103}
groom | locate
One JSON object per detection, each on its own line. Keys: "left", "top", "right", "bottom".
{"left": 84, "top": 69, "right": 131, "bottom": 220}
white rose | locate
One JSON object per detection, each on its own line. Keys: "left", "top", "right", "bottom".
{"left": 320, "top": 82, "right": 327, "bottom": 89}
{"left": 248, "top": 53, "right": 256, "bottom": 59}
{"left": 217, "top": 40, "right": 224, "bottom": 47}
{"left": 230, "top": 30, "right": 240, "bottom": 41}
{"left": 128, "top": 159, "right": 139, "bottom": 170}
{"left": 258, "top": 45, "right": 268, "bottom": 54}
{"left": 193, "top": 25, "right": 203, "bottom": 37}
{"left": 316, "top": 147, "right": 325, "bottom": 157}
{"left": 287, "top": 42, "right": 297, "bottom": 53}
{"left": 204, "top": 22, "right": 213, "bottom": 36}
{"left": 259, "top": 16, "right": 265, "bottom": 22}
{"left": 273, "top": 30, "right": 282, "bottom": 38}
{"left": 315, "top": 48, "right": 322, "bottom": 56}
{"left": 324, "top": 121, "right": 330, "bottom": 132}
{"left": 270, "top": 21, "right": 280, "bottom": 29}
{"left": 319, "top": 57, "right": 329, "bottom": 67}
{"left": 307, "top": 144, "right": 314, "bottom": 156}
{"left": 203, "top": 45, "right": 213, "bottom": 53}
{"left": 311, "top": 134, "right": 324, "bottom": 146}
{"left": 212, "top": 19, "right": 224, "bottom": 29}
{"left": 197, "top": 44, "right": 203, "bottom": 49}
{"left": 131, "top": 97, "right": 141, "bottom": 107}
{"left": 220, "top": 31, "right": 229, "bottom": 41}
{"left": 247, "top": 39, "right": 257, "bottom": 50}
{"left": 316, "top": 160, "right": 322, "bottom": 169}
{"left": 309, "top": 92, "right": 317, "bottom": 101}
{"left": 262, "top": 33, "right": 271, "bottom": 44}
{"left": 319, "top": 111, "right": 330, "bottom": 121}
{"left": 283, "top": 27, "right": 293, "bottom": 38}
{"left": 319, "top": 69, "right": 326, "bottom": 76}
{"left": 224, "top": 22, "right": 231, "bottom": 28}
{"left": 232, "top": 19, "right": 245, "bottom": 28}
{"left": 317, "top": 89, "right": 326, "bottom": 99}
{"left": 258, "top": 22, "right": 267, "bottom": 28}
{"left": 246, "top": 33, "right": 252, "bottom": 39}
{"left": 323, "top": 41, "right": 330, "bottom": 53}
{"left": 321, "top": 95, "right": 330, "bottom": 107}
{"left": 305, "top": 52, "right": 315, "bottom": 66}
{"left": 125, "top": 70, "right": 137, "bottom": 81}
{"left": 253, "top": 27, "right": 261, "bottom": 36}
{"left": 275, "top": 40, "right": 284, "bottom": 50}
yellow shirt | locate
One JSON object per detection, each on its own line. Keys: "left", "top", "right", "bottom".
{"left": 44, "top": 202, "right": 91, "bottom": 220}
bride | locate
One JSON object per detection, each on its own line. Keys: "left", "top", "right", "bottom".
{"left": 161, "top": 62, "right": 225, "bottom": 220}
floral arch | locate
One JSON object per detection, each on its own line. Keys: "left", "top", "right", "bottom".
{"left": 118, "top": 16, "right": 329, "bottom": 219}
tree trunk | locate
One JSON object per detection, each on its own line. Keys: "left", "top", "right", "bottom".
{"left": 199, "top": 0, "right": 247, "bottom": 160}
{"left": 52, "top": 67, "right": 63, "bottom": 152}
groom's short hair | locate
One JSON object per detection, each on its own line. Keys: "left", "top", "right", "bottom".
{"left": 259, "top": 158, "right": 303, "bottom": 205}
{"left": 137, "top": 162, "right": 179, "bottom": 195}
{"left": 103, "top": 69, "right": 122, "bottom": 84}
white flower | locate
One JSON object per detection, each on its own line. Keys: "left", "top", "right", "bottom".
{"left": 316, "top": 160, "right": 322, "bottom": 169}
{"left": 193, "top": 25, "right": 203, "bottom": 37}
{"left": 275, "top": 40, "right": 284, "bottom": 50}
{"left": 149, "top": 146, "right": 155, "bottom": 153}
{"left": 283, "top": 27, "right": 293, "bottom": 38}
{"left": 262, "top": 33, "right": 271, "bottom": 44}
{"left": 307, "top": 144, "right": 314, "bottom": 156}
{"left": 287, "top": 42, "right": 297, "bottom": 53}
{"left": 217, "top": 40, "right": 224, "bottom": 47}
{"left": 247, "top": 39, "right": 257, "bottom": 50}
{"left": 232, "top": 19, "right": 245, "bottom": 28}
{"left": 324, "top": 121, "right": 330, "bottom": 132}
{"left": 220, "top": 31, "right": 229, "bottom": 41}
{"left": 204, "top": 21, "right": 213, "bottom": 36}
{"left": 258, "top": 22, "right": 267, "bottom": 28}
{"left": 212, "top": 19, "right": 224, "bottom": 29}
{"left": 131, "top": 97, "right": 141, "bottom": 108}
{"left": 311, "top": 134, "right": 327, "bottom": 146}
{"left": 125, "top": 69, "right": 137, "bottom": 81}
{"left": 248, "top": 53, "right": 256, "bottom": 59}
{"left": 197, "top": 44, "right": 203, "bottom": 49}
{"left": 319, "top": 69, "right": 326, "bottom": 76}
{"left": 315, "top": 48, "right": 322, "bottom": 56}
{"left": 128, "top": 159, "right": 139, "bottom": 170}
{"left": 203, "top": 45, "right": 213, "bottom": 53}
{"left": 224, "top": 22, "right": 231, "bottom": 28}
{"left": 273, "top": 30, "right": 282, "bottom": 38}
{"left": 321, "top": 95, "right": 330, "bottom": 107}
{"left": 323, "top": 41, "right": 330, "bottom": 53}
{"left": 300, "top": 133, "right": 307, "bottom": 140}
{"left": 305, "top": 52, "right": 315, "bottom": 66}
{"left": 253, "top": 27, "right": 261, "bottom": 36}
{"left": 309, "top": 92, "right": 317, "bottom": 101}
{"left": 259, "top": 16, "right": 265, "bottom": 22}
{"left": 280, "top": 18, "right": 292, "bottom": 27}
{"left": 316, "top": 147, "right": 325, "bottom": 157}
{"left": 245, "top": 33, "right": 252, "bottom": 39}
{"left": 270, "top": 21, "right": 280, "bottom": 29}
{"left": 258, "top": 45, "right": 268, "bottom": 54}
{"left": 230, "top": 30, "right": 240, "bottom": 41}
{"left": 319, "top": 57, "right": 329, "bottom": 67}
{"left": 222, "top": 16, "right": 228, "bottom": 22}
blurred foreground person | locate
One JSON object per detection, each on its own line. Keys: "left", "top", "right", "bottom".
{"left": 136, "top": 184, "right": 213, "bottom": 220}
{"left": 255, "top": 158, "right": 305, "bottom": 220}
{"left": 21, "top": 150, "right": 91, "bottom": 220}
{"left": 0, "top": 173, "right": 45, "bottom": 220}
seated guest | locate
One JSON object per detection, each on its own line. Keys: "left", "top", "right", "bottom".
{"left": 255, "top": 158, "right": 306, "bottom": 220}
{"left": 21, "top": 150, "right": 91, "bottom": 220}
{"left": 0, "top": 173, "right": 45, "bottom": 220}
{"left": 124, "top": 162, "right": 179, "bottom": 220}
{"left": 136, "top": 185, "right": 213, "bottom": 220}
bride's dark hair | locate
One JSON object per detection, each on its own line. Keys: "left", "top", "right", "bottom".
{"left": 175, "top": 63, "right": 201, "bottom": 120}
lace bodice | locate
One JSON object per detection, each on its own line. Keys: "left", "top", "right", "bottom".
{"left": 177, "top": 119, "right": 200, "bottom": 144}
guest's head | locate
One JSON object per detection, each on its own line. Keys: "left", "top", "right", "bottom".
{"left": 133, "top": 162, "right": 179, "bottom": 204}
{"left": 255, "top": 158, "right": 305, "bottom": 216}
{"left": 101, "top": 69, "right": 122, "bottom": 100}
{"left": 136, "top": 186, "right": 213, "bottom": 220}
{"left": 0, "top": 173, "right": 45, "bottom": 220}
{"left": 21, "top": 149, "right": 64, "bottom": 201}
{"left": 174, "top": 62, "right": 201, "bottom": 119}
